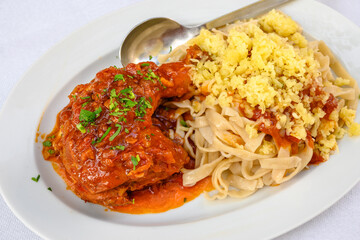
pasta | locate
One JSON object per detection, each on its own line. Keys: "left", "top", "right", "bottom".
{"left": 165, "top": 10, "right": 360, "bottom": 200}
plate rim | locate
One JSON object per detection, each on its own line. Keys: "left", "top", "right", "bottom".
{"left": 0, "top": 0, "right": 359, "bottom": 239}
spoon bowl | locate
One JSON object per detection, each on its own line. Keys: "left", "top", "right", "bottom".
{"left": 120, "top": 0, "right": 293, "bottom": 66}
{"left": 120, "top": 18, "right": 202, "bottom": 65}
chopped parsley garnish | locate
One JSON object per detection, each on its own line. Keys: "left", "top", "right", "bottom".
{"left": 102, "top": 88, "right": 107, "bottom": 93}
{"left": 145, "top": 134, "right": 150, "bottom": 140}
{"left": 124, "top": 128, "right": 129, "bottom": 133}
{"left": 72, "top": 95, "right": 77, "bottom": 100}
{"left": 141, "top": 63, "right": 150, "bottom": 67}
{"left": 48, "top": 187, "right": 52, "bottom": 191}
{"left": 48, "top": 135, "right": 55, "bottom": 139}
{"left": 184, "top": 198, "right": 187, "bottom": 203}
{"left": 31, "top": 174, "right": 40, "bottom": 182}
{"left": 43, "top": 140, "right": 52, "bottom": 147}
{"left": 149, "top": 55, "right": 153, "bottom": 60}
{"left": 120, "top": 87, "right": 132, "bottom": 94}
{"left": 136, "top": 70, "right": 143, "bottom": 75}
{"left": 169, "top": 46, "right": 172, "bottom": 53}
{"left": 76, "top": 123, "right": 86, "bottom": 133}
{"left": 149, "top": 97, "right": 153, "bottom": 103}
{"left": 110, "top": 145, "right": 125, "bottom": 150}
{"left": 119, "top": 116, "right": 127, "bottom": 123}
{"left": 135, "top": 119, "right": 145, "bottom": 121}
{"left": 109, "top": 112, "right": 124, "bottom": 117}
{"left": 109, "top": 98, "right": 119, "bottom": 111}
{"left": 151, "top": 133, "right": 155, "bottom": 136}
{"left": 82, "top": 102, "right": 90, "bottom": 107}
{"left": 79, "top": 107, "right": 102, "bottom": 123}
{"left": 120, "top": 98, "right": 137, "bottom": 108}
{"left": 131, "top": 154, "right": 140, "bottom": 170}
{"left": 114, "top": 74, "right": 124, "bottom": 81}
{"left": 79, "top": 109, "right": 94, "bottom": 122}
{"left": 135, "top": 97, "right": 152, "bottom": 117}
{"left": 110, "top": 89, "right": 118, "bottom": 98}
{"left": 132, "top": 198, "right": 135, "bottom": 204}
{"left": 120, "top": 87, "right": 135, "bottom": 99}
{"left": 94, "top": 107, "right": 102, "bottom": 116}
{"left": 149, "top": 71, "right": 157, "bottom": 78}
{"left": 80, "top": 96, "right": 90, "bottom": 99}
{"left": 109, "top": 124, "right": 122, "bottom": 141}
{"left": 180, "top": 120, "right": 188, "bottom": 127}
{"left": 48, "top": 149, "right": 55, "bottom": 154}
{"left": 127, "top": 75, "right": 134, "bottom": 79}
{"left": 94, "top": 127, "right": 112, "bottom": 144}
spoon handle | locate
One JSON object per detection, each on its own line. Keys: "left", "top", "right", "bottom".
{"left": 205, "top": 0, "right": 293, "bottom": 29}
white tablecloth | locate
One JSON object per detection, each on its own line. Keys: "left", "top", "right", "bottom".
{"left": 0, "top": 0, "right": 359, "bottom": 239}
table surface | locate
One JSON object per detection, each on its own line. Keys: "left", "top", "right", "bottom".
{"left": 0, "top": 0, "right": 359, "bottom": 239}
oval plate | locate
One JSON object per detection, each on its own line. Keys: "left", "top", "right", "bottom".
{"left": 0, "top": 0, "right": 359, "bottom": 239}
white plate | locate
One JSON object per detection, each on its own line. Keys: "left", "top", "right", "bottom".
{"left": 0, "top": 0, "right": 359, "bottom": 239}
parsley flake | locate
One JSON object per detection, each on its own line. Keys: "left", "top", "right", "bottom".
{"left": 79, "top": 107, "right": 102, "bottom": 125}
{"left": 180, "top": 120, "right": 188, "bottom": 127}
{"left": 114, "top": 74, "right": 124, "bottom": 81}
{"left": 149, "top": 55, "right": 153, "bottom": 60}
{"left": 94, "top": 127, "right": 112, "bottom": 144}
{"left": 110, "top": 89, "right": 118, "bottom": 98}
{"left": 48, "top": 187, "right": 52, "bottom": 191}
{"left": 125, "top": 128, "right": 129, "bottom": 133}
{"left": 31, "top": 174, "right": 40, "bottom": 182}
{"left": 135, "top": 97, "right": 152, "bottom": 117}
{"left": 76, "top": 123, "right": 86, "bottom": 133}
{"left": 141, "top": 63, "right": 150, "bottom": 67}
{"left": 80, "top": 96, "right": 90, "bottom": 99}
{"left": 109, "top": 124, "right": 122, "bottom": 141}
{"left": 110, "top": 145, "right": 125, "bottom": 150}
{"left": 82, "top": 102, "right": 90, "bottom": 107}
{"left": 43, "top": 140, "right": 52, "bottom": 147}
{"left": 131, "top": 154, "right": 140, "bottom": 170}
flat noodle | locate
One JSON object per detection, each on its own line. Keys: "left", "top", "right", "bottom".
{"left": 318, "top": 41, "right": 360, "bottom": 110}
{"left": 170, "top": 11, "right": 359, "bottom": 200}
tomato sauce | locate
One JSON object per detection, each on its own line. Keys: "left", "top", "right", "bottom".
{"left": 42, "top": 55, "right": 212, "bottom": 214}
{"left": 249, "top": 108, "right": 304, "bottom": 154}
{"left": 114, "top": 174, "right": 212, "bottom": 214}
{"left": 309, "top": 152, "right": 325, "bottom": 165}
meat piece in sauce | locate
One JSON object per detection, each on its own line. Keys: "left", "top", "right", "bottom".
{"left": 43, "top": 61, "right": 192, "bottom": 207}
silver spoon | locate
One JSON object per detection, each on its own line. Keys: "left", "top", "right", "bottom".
{"left": 120, "top": 0, "right": 293, "bottom": 66}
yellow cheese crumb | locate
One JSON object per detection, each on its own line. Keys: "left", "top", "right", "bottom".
{"left": 258, "top": 9, "right": 299, "bottom": 37}
{"left": 245, "top": 124, "right": 258, "bottom": 139}
{"left": 257, "top": 140, "right": 276, "bottom": 155}
{"left": 348, "top": 122, "right": 360, "bottom": 136}
{"left": 187, "top": 10, "right": 359, "bottom": 161}
{"left": 339, "top": 106, "right": 356, "bottom": 127}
